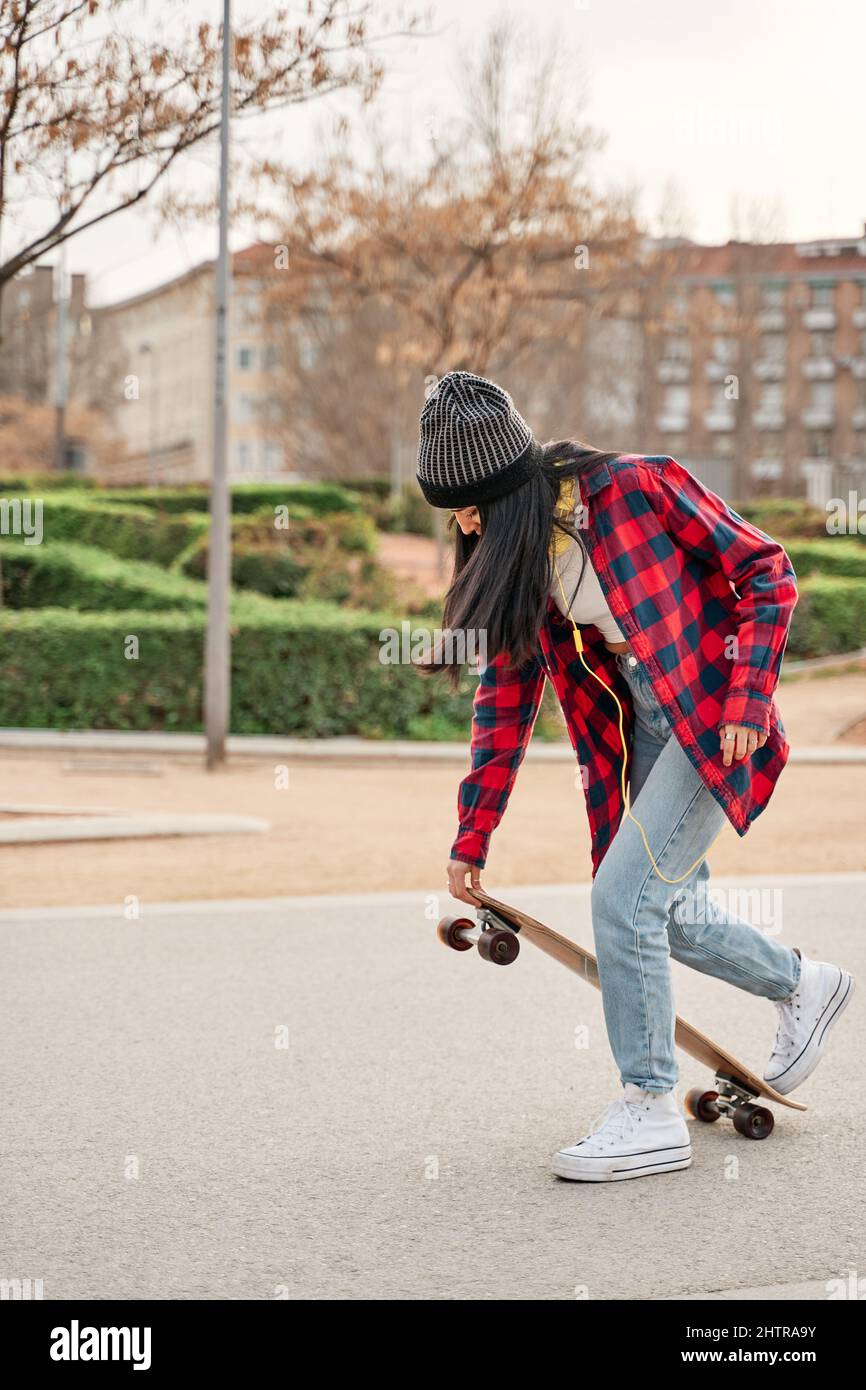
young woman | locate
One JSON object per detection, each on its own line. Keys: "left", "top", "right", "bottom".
{"left": 417, "top": 369, "right": 854, "bottom": 1183}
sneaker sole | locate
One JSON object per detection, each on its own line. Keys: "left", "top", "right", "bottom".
{"left": 766, "top": 970, "right": 855, "bottom": 1095}
{"left": 552, "top": 1147, "right": 692, "bottom": 1183}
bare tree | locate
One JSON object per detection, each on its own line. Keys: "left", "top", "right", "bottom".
{"left": 0, "top": 0, "right": 426, "bottom": 313}
{"left": 253, "top": 18, "right": 643, "bottom": 406}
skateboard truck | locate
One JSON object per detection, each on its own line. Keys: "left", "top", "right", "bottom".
{"left": 684, "top": 1071, "right": 775, "bottom": 1140}
{"left": 436, "top": 907, "right": 520, "bottom": 965}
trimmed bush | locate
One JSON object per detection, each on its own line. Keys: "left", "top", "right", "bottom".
{"left": 736, "top": 498, "right": 864, "bottom": 543}
{"left": 0, "top": 493, "right": 207, "bottom": 566}
{"left": 0, "top": 472, "right": 97, "bottom": 491}
{"left": 0, "top": 605, "right": 476, "bottom": 736}
{"left": 0, "top": 541, "right": 210, "bottom": 612}
{"left": 784, "top": 540, "right": 866, "bottom": 580}
{"left": 232, "top": 508, "right": 377, "bottom": 554}
{"left": 334, "top": 475, "right": 391, "bottom": 500}
{"left": 96, "top": 481, "right": 362, "bottom": 517}
{"left": 785, "top": 575, "right": 866, "bottom": 659}
{"left": 345, "top": 482, "right": 435, "bottom": 536}
{"left": 180, "top": 508, "right": 390, "bottom": 605}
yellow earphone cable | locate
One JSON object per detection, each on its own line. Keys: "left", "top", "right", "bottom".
{"left": 552, "top": 551, "right": 712, "bottom": 886}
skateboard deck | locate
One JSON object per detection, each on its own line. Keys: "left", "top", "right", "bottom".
{"left": 437, "top": 888, "right": 806, "bottom": 1139}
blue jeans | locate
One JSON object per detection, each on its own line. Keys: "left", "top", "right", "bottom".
{"left": 589, "top": 652, "right": 801, "bottom": 1093}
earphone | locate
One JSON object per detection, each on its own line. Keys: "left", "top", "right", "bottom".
{"left": 552, "top": 553, "right": 715, "bottom": 886}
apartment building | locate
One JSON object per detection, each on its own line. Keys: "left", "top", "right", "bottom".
{"left": 88, "top": 242, "right": 287, "bottom": 484}
{"left": 644, "top": 226, "right": 866, "bottom": 504}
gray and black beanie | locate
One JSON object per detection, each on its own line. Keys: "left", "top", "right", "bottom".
{"left": 416, "top": 370, "right": 539, "bottom": 509}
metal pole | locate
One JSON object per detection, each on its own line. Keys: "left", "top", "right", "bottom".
{"left": 53, "top": 239, "right": 67, "bottom": 471}
{"left": 205, "top": 0, "right": 232, "bottom": 770}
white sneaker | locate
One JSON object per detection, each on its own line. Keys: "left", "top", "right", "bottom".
{"left": 764, "top": 954, "right": 854, "bottom": 1095}
{"left": 552, "top": 1083, "right": 692, "bottom": 1182}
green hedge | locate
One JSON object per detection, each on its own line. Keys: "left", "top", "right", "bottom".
{"left": 0, "top": 493, "right": 208, "bottom": 566}
{"left": 785, "top": 575, "right": 866, "bottom": 659}
{"left": 95, "top": 481, "right": 362, "bottom": 517}
{"left": 0, "top": 472, "right": 97, "bottom": 491}
{"left": 179, "top": 509, "right": 391, "bottom": 606}
{"left": 0, "top": 605, "right": 476, "bottom": 736}
{"left": 784, "top": 540, "right": 866, "bottom": 580}
{"left": 736, "top": 498, "right": 865, "bottom": 543}
{"left": 0, "top": 541, "right": 210, "bottom": 612}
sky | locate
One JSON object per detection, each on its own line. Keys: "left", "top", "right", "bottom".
{"left": 15, "top": 0, "right": 865, "bottom": 307}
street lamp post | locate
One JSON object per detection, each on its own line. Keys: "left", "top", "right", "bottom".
{"left": 204, "top": 0, "right": 232, "bottom": 770}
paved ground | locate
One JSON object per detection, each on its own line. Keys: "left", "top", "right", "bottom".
{"left": 1, "top": 875, "right": 861, "bottom": 1301}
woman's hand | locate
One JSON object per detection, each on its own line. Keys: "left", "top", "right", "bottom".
{"left": 447, "top": 859, "right": 483, "bottom": 905}
{"left": 719, "top": 723, "right": 768, "bottom": 767}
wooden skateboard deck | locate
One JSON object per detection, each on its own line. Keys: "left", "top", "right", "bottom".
{"left": 437, "top": 888, "right": 805, "bottom": 1138}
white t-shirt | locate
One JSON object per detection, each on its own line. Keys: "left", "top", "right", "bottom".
{"left": 549, "top": 525, "right": 627, "bottom": 645}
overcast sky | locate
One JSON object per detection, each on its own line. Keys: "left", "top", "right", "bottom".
{"left": 34, "top": 0, "right": 866, "bottom": 306}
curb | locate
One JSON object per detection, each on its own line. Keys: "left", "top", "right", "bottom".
{"left": 1, "top": 728, "right": 866, "bottom": 765}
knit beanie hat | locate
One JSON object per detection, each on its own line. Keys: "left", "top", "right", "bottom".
{"left": 416, "top": 370, "right": 538, "bottom": 508}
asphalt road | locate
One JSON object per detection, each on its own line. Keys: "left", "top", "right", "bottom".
{"left": 0, "top": 874, "right": 863, "bottom": 1301}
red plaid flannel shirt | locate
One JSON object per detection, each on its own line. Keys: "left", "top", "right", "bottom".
{"left": 450, "top": 454, "right": 798, "bottom": 874}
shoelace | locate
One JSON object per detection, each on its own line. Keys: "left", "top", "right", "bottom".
{"left": 582, "top": 1097, "right": 646, "bottom": 1149}
{"left": 771, "top": 998, "right": 802, "bottom": 1057}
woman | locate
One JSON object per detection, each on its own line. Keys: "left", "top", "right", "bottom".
{"left": 417, "top": 369, "right": 854, "bottom": 1183}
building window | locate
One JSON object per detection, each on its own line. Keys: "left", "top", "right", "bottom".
{"left": 708, "top": 383, "right": 732, "bottom": 409}
{"left": 809, "top": 381, "right": 834, "bottom": 410}
{"left": 235, "top": 442, "right": 252, "bottom": 472}
{"left": 236, "top": 295, "right": 261, "bottom": 327}
{"left": 264, "top": 442, "right": 284, "bottom": 472}
{"left": 811, "top": 284, "right": 834, "bottom": 308}
{"left": 663, "top": 336, "right": 690, "bottom": 362}
{"left": 760, "top": 383, "right": 784, "bottom": 409}
{"left": 761, "top": 334, "right": 785, "bottom": 362}
{"left": 263, "top": 342, "right": 280, "bottom": 370}
{"left": 236, "top": 345, "right": 255, "bottom": 371}
{"left": 807, "top": 433, "right": 830, "bottom": 458}
{"left": 235, "top": 393, "right": 259, "bottom": 424}
{"left": 712, "top": 284, "right": 736, "bottom": 310}
{"left": 759, "top": 437, "right": 783, "bottom": 458}
{"left": 666, "top": 289, "right": 689, "bottom": 321}
{"left": 712, "top": 336, "right": 737, "bottom": 362}
{"left": 664, "top": 384, "right": 690, "bottom": 413}
{"left": 810, "top": 331, "right": 833, "bottom": 357}
{"left": 760, "top": 284, "right": 786, "bottom": 308}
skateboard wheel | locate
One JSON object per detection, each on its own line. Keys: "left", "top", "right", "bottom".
{"left": 732, "top": 1103, "right": 774, "bottom": 1140}
{"left": 477, "top": 927, "right": 519, "bottom": 966}
{"left": 684, "top": 1087, "right": 721, "bottom": 1123}
{"left": 436, "top": 915, "right": 475, "bottom": 952}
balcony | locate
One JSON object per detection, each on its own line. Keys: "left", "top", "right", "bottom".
{"left": 703, "top": 407, "right": 736, "bottom": 432}
{"left": 752, "top": 407, "right": 785, "bottom": 430}
{"left": 754, "top": 358, "right": 785, "bottom": 380}
{"left": 758, "top": 309, "right": 786, "bottom": 331}
{"left": 657, "top": 359, "right": 690, "bottom": 383}
{"left": 801, "top": 405, "right": 835, "bottom": 429}
{"left": 801, "top": 358, "right": 836, "bottom": 379}
{"left": 803, "top": 307, "right": 836, "bottom": 331}
{"left": 656, "top": 411, "right": 690, "bottom": 433}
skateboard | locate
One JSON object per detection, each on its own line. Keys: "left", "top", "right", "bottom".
{"left": 437, "top": 888, "right": 806, "bottom": 1140}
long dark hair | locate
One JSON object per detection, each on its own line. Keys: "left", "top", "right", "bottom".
{"left": 423, "top": 438, "right": 622, "bottom": 686}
